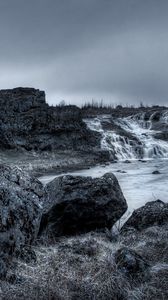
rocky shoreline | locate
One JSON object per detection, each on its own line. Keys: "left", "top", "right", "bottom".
{"left": 0, "top": 87, "right": 113, "bottom": 177}
{"left": 0, "top": 164, "right": 168, "bottom": 300}
{"left": 0, "top": 88, "right": 168, "bottom": 299}
{"left": 1, "top": 87, "right": 168, "bottom": 172}
{"left": 0, "top": 149, "right": 110, "bottom": 177}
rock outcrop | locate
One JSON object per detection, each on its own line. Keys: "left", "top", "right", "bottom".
{"left": 0, "top": 164, "right": 44, "bottom": 279}
{"left": 0, "top": 87, "right": 46, "bottom": 111}
{"left": 0, "top": 87, "right": 101, "bottom": 152}
{"left": 121, "top": 200, "right": 168, "bottom": 232}
{"left": 39, "top": 173, "right": 127, "bottom": 238}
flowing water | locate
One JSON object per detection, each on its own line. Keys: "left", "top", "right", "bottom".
{"left": 39, "top": 159, "right": 168, "bottom": 220}
{"left": 39, "top": 111, "right": 168, "bottom": 220}
{"left": 84, "top": 110, "right": 168, "bottom": 160}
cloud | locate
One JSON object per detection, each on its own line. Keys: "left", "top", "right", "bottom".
{"left": 0, "top": 0, "right": 168, "bottom": 106}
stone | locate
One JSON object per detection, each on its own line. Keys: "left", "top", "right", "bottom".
{"left": 121, "top": 200, "right": 168, "bottom": 232}
{"left": 124, "top": 160, "right": 132, "bottom": 163}
{"left": 0, "top": 164, "right": 44, "bottom": 279}
{"left": 152, "top": 170, "right": 161, "bottom": 174}
{"left": 39, "top": 173, "right": 127, "bottom": 238}
{"left": 114, "top": 247, "right": 150, "bottom": 278}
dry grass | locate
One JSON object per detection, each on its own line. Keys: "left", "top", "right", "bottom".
{"left": 1, "top": 225, "right": 168, "bottom": 300}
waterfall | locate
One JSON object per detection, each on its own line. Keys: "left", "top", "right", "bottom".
{"left": 84, "top": 110, "right": 168, "bottom": 160}
{"left": 161, "top": 111, "right": 168, "bottom": 124}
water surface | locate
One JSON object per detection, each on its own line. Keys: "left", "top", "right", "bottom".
{"left": 39, "top": 159, "right": 168, "bottom": 218}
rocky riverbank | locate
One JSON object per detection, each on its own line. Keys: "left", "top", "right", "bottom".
{"left": 0, "top": 164, "right": 168, "bottom": 300}
{"left": 0, "top": 88, "right": 168, "bottom": 299}
{"left": 0, "top": 149, "right": 110, "bottom": 177}
{"left": 1, "top": 87, "right": 168, "bottom": 173}
{"left": 0, "top": 87, "right": 112, "bottom": 175}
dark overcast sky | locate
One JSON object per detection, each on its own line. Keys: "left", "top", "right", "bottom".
{"left": 0, "top": 0, "right": 168, "bottom": 106}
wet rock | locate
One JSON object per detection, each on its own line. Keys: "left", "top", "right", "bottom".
{"left": 115, "top": 247, "right": 150, "bottom": 278}
{"left": 121, "top": 200, "right": 168, "bottom": 232}
{"left": 0, "top": 164, "right": 44, "bottom": 279}
{"left": 111, "top": 160, "right": 118, "bottom": 163}
{"left": 152, "top": 170, "right": 161, "bottom": 174}
{"left": 151, "top": 111, "right": 161, "bottom": 122}
{"left": 39, "top": 173, "right": 127, "bottom": 238}
{"left": 124, "top": 160, "right": 132, "bottom": 163}
{"left": 154, "top": 132, "right": 168, "bottom": 141}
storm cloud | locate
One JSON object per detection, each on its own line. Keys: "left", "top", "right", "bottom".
{"left": 0, "top": 0, "right": 168, "bottom": 106}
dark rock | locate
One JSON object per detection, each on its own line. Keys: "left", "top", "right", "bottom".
{"left": 2, "top": 270, "right": 25, "bottom": 284}
{"left": 121, "top": 200, "right": 168, "bottom": 232}
{"left": 154, "top": 132, "right": 168, "bottom": 141}
{"left": 0, "top": 87, "right": 101, "bottom": 153}
{"left": 149, "top": 110, "right": 168, "bottom": 136}
{"left": 0, "top": 164, "right": 44, "bottom": 279}
{"left": 58, "top": 239, "right": 99, "bottom": 257}
{"left": 152, "top": 170, "right": 161, "bottom": 174}
{"left": 4, "top": 272, "right": 20, "bottom": 284}
{"left": 0, "top": 254, "right": 8, "bottom": 280}
{"left": 111, "top": 160, "right": 118, "bottom": 163}
{"left": 115, "top": 247, "right": 150, "bottom": 278}
{"left": 124, "top": 160, "right": 132, "bottom": 163}
{"left": 39, "top": 173, "right": 127, "bottom": 238}
{"left": 0, "top": 87, "right": 46, "bottom": 112}
{"left": 150, "top": 111, "right": 161, "bottom": 122}
{"left": 16, "top": 246, "right": 37, "bottom": 264}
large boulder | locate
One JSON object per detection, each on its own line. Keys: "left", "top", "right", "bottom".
{"left": 121, "top": 200, "right": 168, "bottom": 232}
{"left": 0, "top": 164, "right": 44, "bottom": 279}
{"left": 39, "top": 173, "right": 127, "bottom": 238}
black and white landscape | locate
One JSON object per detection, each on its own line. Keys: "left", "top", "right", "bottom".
{"left": 1, "top": 0, "right": 168, "bottom": 299}
{"left": 0, "top": 88, "right": 168, "bottom": 300}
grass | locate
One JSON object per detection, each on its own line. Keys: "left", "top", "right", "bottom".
{"left": 0, "top": 225, "right": 168, "bottom": 300}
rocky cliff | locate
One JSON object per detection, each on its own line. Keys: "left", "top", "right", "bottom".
{"left": 0, "top": 87, "right": 101, "bottom": 152}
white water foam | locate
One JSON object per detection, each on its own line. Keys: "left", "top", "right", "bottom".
{"left": 84, "top": 111, "right": 168, "bottom": 160}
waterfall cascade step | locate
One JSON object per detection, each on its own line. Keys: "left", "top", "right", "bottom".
{"left": 84, "top": 110, "right": 168, "bottom": 160}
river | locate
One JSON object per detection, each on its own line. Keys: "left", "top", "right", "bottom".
{"left": 39, "top": 158, "right": 168, "bottom": 220}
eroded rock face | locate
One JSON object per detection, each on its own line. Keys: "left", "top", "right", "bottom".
{"left": 0, "top": 164, "right": 44, "bottom": 279}
{"left": 0, "top": 87, "right": 101, "bottom": 152}
{"left": 121, "top": 200, "right": 168, "bottom": 232}
{"left": 39, "top": 173, "right": 127, "bottom": 238}
{"left": 0, "top": 87, "right": 46, "bottom": 112}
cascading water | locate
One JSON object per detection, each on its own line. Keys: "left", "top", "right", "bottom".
{"left": 117, "top": 113, "right": 168, "bottom": 159}
{"left": 84, "top": 116, "right": 141, "bottom": 160}
{"left": 84, "top": 110, "right": 168, "bottom": 160}
{"left": 84, "top": 116, "right": 137, "bottom": 160}
{"left": 161, "top": 111, "right": 168, "bottom": 124}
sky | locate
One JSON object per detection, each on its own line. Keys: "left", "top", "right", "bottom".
{"left": 0, "top": 0, "right": 168, "bottom": 106}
